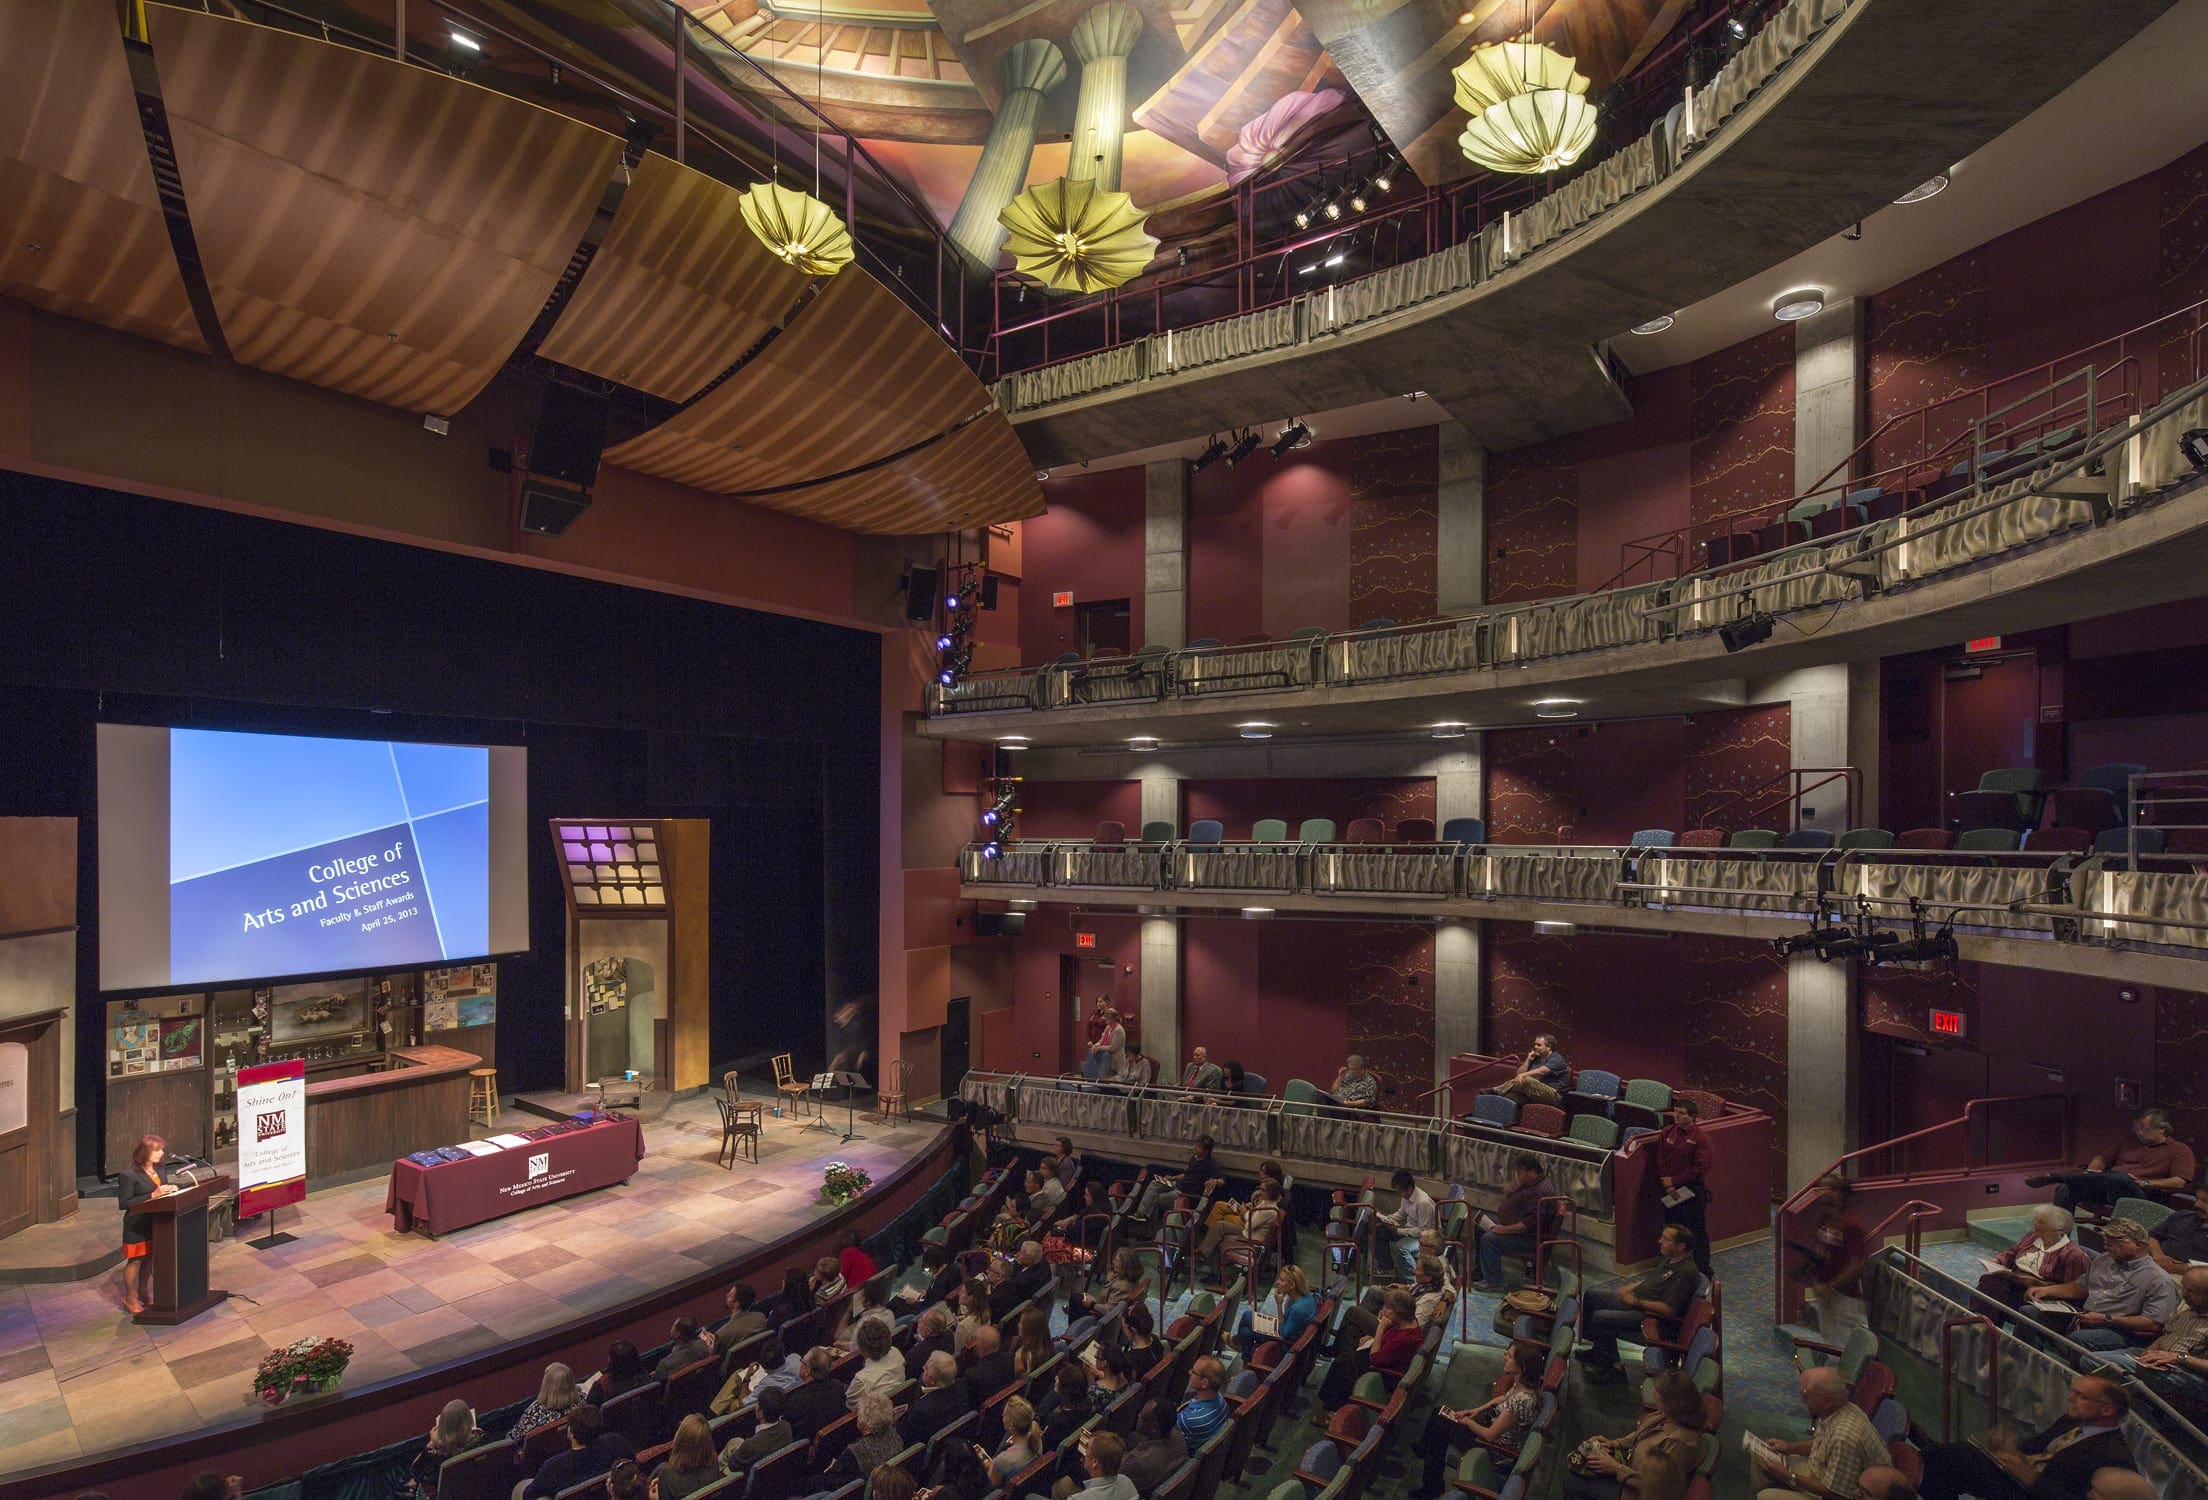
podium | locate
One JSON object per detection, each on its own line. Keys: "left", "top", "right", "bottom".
{"left": 134, "top": 1175, "right": 233, "bottom": 1327}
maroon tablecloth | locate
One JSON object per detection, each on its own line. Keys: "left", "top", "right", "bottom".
{"left": 384, "top": 1117, "right": 646, "bottom": 1235}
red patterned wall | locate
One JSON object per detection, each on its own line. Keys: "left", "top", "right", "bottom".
{"left": 1689, "top": 326, "right": 1796, "bottom": 529}
{"left": 1484, "top": 443, "right": 1579, "bottom": 604}
{"left": 2156, "top": 987, "right": 2208, "bottom": 1154}
{"left": 1485, "top": 727, "right": 1577, "bottom": 843}
{"left": 1182, "top": 777, "right": 1436, "bottom": 839}
{"left": 1486, "top": 924, "right": 1789, "bottom": 1195}
{"left": 2159, "top": 140, "right": 2208, "bottom": 391}
{"left": 1348, "top": 427, "right": 1440, "bottom": 623}
{"left": 1683, "top": 705, "right": 1794, "bottom": 834}
{"left": 1864, "top": 250, "right": 1992, "bottom": 479}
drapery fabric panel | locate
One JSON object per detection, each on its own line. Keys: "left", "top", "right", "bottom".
{"left": 1310, "top": 242, "right": 1477, "bottom": 335}
{"left": 1180, "top": 642, "right": 1319, "bottom": 695}
{"left": 1312, "top": 846, "right": 1459, "bottom": 897}
{"left": 964, "top": 843, "right": 1053, "bottom": 886}
{"left": 1057, "top": 845, "right": 1167, "bottom": 888}
{"left": 2089, "top": 868, "right": 2208, "bottom": 950}
{"left": 1280, "top": 1112, "right": 1438, "bottom": 1175}
{"left": 1162, "top": 304, "right": 1300, "bottom": 373}
{"left": 1849, "top": 861, "right": 2057, "bottom": 934}
{"left": 1644, "top": 856, "right": 1817, "bottom": 914}
{"left": 995, "top": 343, "right": 1145, "bottom": 412}
{"left": 960, "top": 1073, "right": 1017, "bottom": 1120}
{"left": 1334, "top": 623, "right": 1483, "bottom": 681}
{"left": 1472, "top": 851, "right": 1624, "bottom": 905}
{"left": 1016, "top": 1082, "right": 1138, "bottom": 1135}
{"left": 1444, "top": 1132, "right": 1611, "bottom": 1214}
{"left": 1136, "top": 1096, "right": 1275, "bottom": 1154}
{"left": 1178, "top": 846, "right": 1301, "bottom": 893}
{"left": 1067, "top": 658, "right": 1170, "bottom": 704}
{"left": 935, "top": 673, "right": 1039, "bottom": 713}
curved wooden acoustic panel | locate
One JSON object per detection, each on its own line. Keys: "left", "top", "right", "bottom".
{"left": 0, "top": 0, "right": 202, "bottom": 349}
{"left": 604, "top": 266, "right": 1044, "bottom": 531}
{"left": 146, "top": 5, "right": 621, "bottom": 415}
{"left": 536, "top": 152, "right": 811, "bottom": 403}
{"left": 769, "top": 407, "right": 1041, "bottom": 534}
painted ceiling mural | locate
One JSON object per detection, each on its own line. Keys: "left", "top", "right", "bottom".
{"left": 680, "top": 0, "right": 1690, "bottom": 270}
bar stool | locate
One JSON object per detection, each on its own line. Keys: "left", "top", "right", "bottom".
{"left": 467, "top": 1067, "right": 500, "bottom": 1129}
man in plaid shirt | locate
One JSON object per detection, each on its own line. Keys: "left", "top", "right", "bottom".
{"left": 2091, "top": 1265, "right": 2208, "bottom": 1400}
{"left": 1754, "top": 1366, "right": 1890, "bottom": 1500}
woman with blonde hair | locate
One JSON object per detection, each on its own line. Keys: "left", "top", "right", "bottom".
{"left": 1560, "top": 1368, "right": 1704, "bottom": 1500}
{"left": 409, "top": 1398, "right": 485, "bottom": 1495}
{"left": 1011, "top": 1306, "right": 1054, "bottom": 1375}
{"left": 510, "top": 1362, "right": 582, "bottom": 1439}
{"left": 983, "top": 1395, "right": 1044, "bottom": 1479}
{"left": 652, "top": 1414, "right": 721, "bottom": 1500}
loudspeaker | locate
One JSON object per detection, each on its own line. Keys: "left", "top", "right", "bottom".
{"left": 980, "top": 573, "right": 1000, "bottom": 610}
{"left": 529, "top": 383, "right": 610, "bottom": 488}
{"left": 904, "top": 565, "right": 940, "bottom": 622}
{"left": 973, "top": 911, "right": 1028, "bottom": 937}
{"left": 519, "top": 479, "right": 593, "bottom": 537}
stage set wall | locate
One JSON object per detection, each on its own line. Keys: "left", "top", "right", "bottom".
{"left": 0, "top": 471, "right": 880, "bottom": 1177}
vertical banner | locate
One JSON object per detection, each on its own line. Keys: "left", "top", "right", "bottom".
{"left": 236, "top": 1059, "right": 307, "bottom": 1218}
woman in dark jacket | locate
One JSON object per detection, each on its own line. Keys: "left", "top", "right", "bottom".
{"left": 119, "top": 1133, "right": 179, "bottom": 1314}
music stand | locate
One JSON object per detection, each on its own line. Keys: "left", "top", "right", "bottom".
{"left": 808, "top": 1071, "right": 872, "bottom": 1143}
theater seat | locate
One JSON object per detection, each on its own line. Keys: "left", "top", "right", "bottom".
{"left": 1779, "top": 829, "right": 1835, "bottom": 849}
{"left": 1468, "top": 1093, "right": 1520, "bottom": 1129}
{"left": 1567, "top": 1114, "right": 1619, "bottom": 1149}
{"left": 1515, "top": 1103, "right": 1565, "bottom": 1138}
{"left": 1344, "top": 818, "right": 1385, "bottom": 844}
{"left": 2024, "top": 826, "right": 2091, "bottom": 852}
{"left": 1443, "top": 816, "right": 1487, "bottom": 849}
{"left": 2096, "top": 826, "right": 2165, "bottom": 856}
{"left": 2040, "top": 786, "right": 2121, "bottom": 834}
{"left": 1895, "top": 827, "right": 1954, "bottom": 851}
{"left": 2079, "top": 762, "right": 2147, "bottom": 814}
{"left": 1298, "top": 818, "right": 1338, "bottom": 844}
{"left": 1977, "top": 767, "right": 2046, "bottom": 824}
{"left": 1950, "top": 790, "right": 2024, "bottom": 833}
{"left": 1676, "top": 829, "right": 1725, "bottom": 848}
{"left": 1957, "top": 827, "right": 2022, "bottom": 852}
{"left": 1187, "top": 819, "right": 1224, "bottom": 845}
{"left": 1631, "top": 829, "right": 1677, "bottom": 849}
{"left": 1251, "top": 819, "right": 1289, "bottom": 844}
{"left": 1141, "top": 820, "right": 1176, "bottom": 843}
{"left": 1729, "top": 829, "right": 1778, "bottom": 849}
{"left": 1837, "top": 828, "right": 1894, "bottom": 850}
{"left": 1094, "top": 821, "right": 1125, "bottom": 846}
{"left": 1396, "top": 818, "right": 1437, "bottom": 843}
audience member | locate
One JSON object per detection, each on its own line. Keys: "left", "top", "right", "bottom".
{"left": 1135, "top": 1137, "right": 1221, "bottom": 1222}
{"left": 1180, "top": 1046, "right": 1224, "bottom": 1093}
{"left": 1089, "top": 1344, "right": 1138, "bottom": 1413}
{"left": 1040, "top": 1361, "right": 1093, "bottom": 1448}
{"left": 651, "top": 1315, "right": 711, "bottom": 1382}
{"left": 985, "top": 1396, "right": 1044, "bottom": 1480}
{"left": 1476, "top": 1155, "right": 1555, "bottom": 1292}
{"left": 1011, "top": 1306, "right": 1054, "bottom": 1376}
{"left": 1855, "top": 1468, "right": 1918, "bottom": 1500}
{"left": 510, "top": 1363, "right": 582, "bottom": 1440}
{"left": 588, "top": 1341, "right": 650, "bottom": 1406}
{"left": 901, "top": 1350, "right": 971, "bottom": 1446}
{"left": 1069, "top": 1247, "right": 1144, "bottom": 1323}
{"left": 1051, "top": 1180, "right": 1109, "bottom": 1238}
{"left": 825, "top": 1393, "right": 903, "bottom": 1486}
{"left": 2084, "top": 1475, "right": 2158, "bottom": 1500}
{"left": 1060, "top": 1430, "right": 1137, "bottom": 1500}
{"left": 1198, "top": 1179, "right": 1284, "bottom": 1266}
{"left": 1236, "top": 1264, "right": 1319, "bottom": 1357}
{"left": 178, "top": 1479, "right": 236, "bottom": 1500}
{"left": 1580, "top": 1224, "right": 1699, "bottom": 1385}
{"left": 2150, "top": 1183, "right": 2208, "bottom": 1272}
{"left": 1377, "top": 1169, "right": 1438, "bottom": 1276}
{"left": 1753, "top": 1367, "right": 1888, "bottom": 1500}
{"left": 904, "top": 1305, "right": 954, "bottom": 1380}
{"left": 847, "top": 1316, "right": 904, "bottom": 1408}
{"left": 1975, "top": 1204, "right": 2091, "bottom": 1311}
{"left": 1197, "top": 1162, "right": 1284, "bottom": 1242}
{"left": 984, "top": 1253, "right": 1022, "bottom": 1318}
{"left": 2028, "top": 1108, "right": 2196, "bottom": 1214}
{"left": 838, "top": 1230, "right": 878, "bottom": 1290}
{"left": 1794, "top": 1177, "right": 1868, "bottom": 1341}
{"left": 1327, "top": 1055, "right": 1380, "bottom": 1110}
{"left": 602, "top": 1457, "right": 645, "bottom": 1500}
{"left": 1176, "top": 1356, "right": 1230, "bottom": 1445}
{"left": 1086, "top": 1003, "right": 1128, "bottom": 1083}
{"left": 960, "top": 1325, "right": 1016, "bottom": 1408}
{"left": 1034, "top": 1157, "right": 1067, "bottom": 1214}
{"left": 1007, "top": 1238, "right": 1056, "bottom": 1308}
{"left": 869, "top": 1468, "right": 918, "bottom": 1500}
{"left": 1411, "top": 1338, "right": 1541, "bottom": 1499}
{"left": 1493, "top": 1035, "right": 1569, "bottom": 1107}
{"left": 714, "top": 1282, "right": 768, "bottom": 1350}
{"left": 1120, "top": 1304, "right": 1159, "bottom": 1362}
{"left": 809, "top": 1255, "right": 848, "bottom": 1305}
{"left": 718, "top": 1386, "right": 792, "bottom": 1477}
{"left": 953, "top": 1277, "right": 991, "bottom": 1352}
{"left": 2025, "top": 1216, "right": 2177, "bottom": 1349}
{"left": 1651, "top": 1097, "right": 1714, "bottom": 1274}
{"left": 1917, "top": 1375, "right": 2134, "bottom": 1500}
{"left": 1316, "top": 1288, "right": 1420, "bottom": 1406}
{"left": 1558, "top": 1368, "right": 1704, "bottom": 1500}
{"left": 1119, "top": 1400, "right": 1186, "bottom": 1492}
{"left": 410, "top": 1398, "right": 484, "bottom": 1497}
{"left": 2089, "top": 1265, "right": 2208, "bottom": 1399}
{"left": 520, "top": 1402, "right": 631, "bottom": 1500}
{"left": 919, "top": 1440, "right": 992, "bottom": 1500}
{"left": 765, "top": 1267, "right": 813, "bottom": 1328}
{"left": 651, "top": 1415, "right": 720, "bottom": 1500}
{"left": 1052, "top": 1136, "right": 1084, "bottom": 1187}
{"left": 1217, "top": 1059, "right": 1251, "bottom": 1103}
{"left": 782, "top": 1346, "right": 848, "bottom": 1441}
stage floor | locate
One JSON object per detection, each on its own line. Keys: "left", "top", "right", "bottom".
{"left": 0, "top": 1092, "right": 939, "bottom": 1478}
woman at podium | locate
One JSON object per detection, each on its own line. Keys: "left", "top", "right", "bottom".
{"left": 119, "top": 1133, "right": 180, "bottom": 1314}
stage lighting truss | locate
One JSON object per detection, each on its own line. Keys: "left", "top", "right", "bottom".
{"left": 1770, "top": 906, "right": 1957, "bottom": 968}
{"left": 977, "top": 777, "right": 1020, "bottom": 858}
{"left": 936, "top": 566, "right": 981, "bottom": 687}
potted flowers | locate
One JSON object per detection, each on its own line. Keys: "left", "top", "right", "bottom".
{"left": 821, "top": 1160, "right": 873, "bottom": 1206}
{"left": 254, "top": 1336, "right": 354, "bottom": 1406}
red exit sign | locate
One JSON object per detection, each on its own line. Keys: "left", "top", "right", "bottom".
{"left": 1053, "top": 591, "right": 1075, "bottom": 608}
{"left": 1965, "top": 636, "right": 2002, "bottom": 653}
{"left": 1930, "top": 1007, "right": 1966, "bottom": 1037}
{"left": 1075, "top": 932, "right": 1096, "bottom": 949}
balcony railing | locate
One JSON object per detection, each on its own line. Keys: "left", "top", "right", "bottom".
{"left": 932, "top": 361, "right": 2208, "bottom": 720}
{"left": 960, "top": 839, "right": 2208, "bottom": 956}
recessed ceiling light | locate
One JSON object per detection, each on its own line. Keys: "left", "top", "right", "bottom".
{"left": 1128, "top": 736, "right": 1159, "bottom": 751}
{"left": 1893, "top": 174, "right": 1948, "bottom": 205}
{"left": 1430, "top": 722, "right": 1470, "bottom": 740}
{"left": 1238, "top": 722, "right": 1274, "bottom": 740}
{"left": 1010, "top": 899, "right": 1037, "bottom": 909}
{"left": 1533, "top": 699, "right": 1580, "bottom": 719}
{"left": 1631, "top": 314, "right": 1674, "bottom": 336}
{"left": 1242, "top": 907, "right": 1275, "bottom": 918}
{"left": 450, "top": 29, "right": 482, "bottom": 50}
{"left": 998, "top": 735, "right": 1030, "bottom": 745}
{"left": 1772, "top": 288, "right": 1825, "bottom": 322}
{"left": 1533, "top": 919, "right": 1578, "bottom": 936}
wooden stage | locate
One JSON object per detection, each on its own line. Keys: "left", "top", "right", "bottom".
{"left": 0, "top": 1093, "right": 941, "bottom": 1480}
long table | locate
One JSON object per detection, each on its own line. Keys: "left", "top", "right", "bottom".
{"left": 385, "top": 1116, "right": 646, "bottom": 1235}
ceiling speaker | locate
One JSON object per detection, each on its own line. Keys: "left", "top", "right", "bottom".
{"left": 519, "top": 479, "right": 593, "bottom": 537}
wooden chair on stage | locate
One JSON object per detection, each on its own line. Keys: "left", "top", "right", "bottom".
{"left": 718, "top": 1097, "right": 761, "bottom": 1167}
{"left": 772, "top": 1052, "right": 811, "bottom": 1117}
{"left": 876, "top": 1058, "right": 911, "bottom": 1123}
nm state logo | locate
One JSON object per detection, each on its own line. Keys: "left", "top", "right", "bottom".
{"left": 527, "top": 1153, "right": 550, "bottom": 1179}
{"left": 255, "top": 1110, "right": 286, "bottom": 1142}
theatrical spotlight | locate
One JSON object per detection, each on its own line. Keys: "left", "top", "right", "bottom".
{"left": 1719, "top": 611, "right": 1775, "bottom": 652}
{"left": 1269, "top": 420, "right": 1312, "bottom": 457}
{"left": 1224, "top": 429, "right": 1263, "bottom": 467}
{"left": 2180, "top": 427, "right": 2208, "bottom": 473}
{"left": 1192, "top": 435, "right": 1230, "bottom": 472}
{"left": 1770, "top": 923, "right": 1863, "bottom": 961}
{"left": 1372, "top": 152, "right": 1400, "bottom": 194}
{"left": 1866, "top": 927, "right": 1959, "bottom": 966}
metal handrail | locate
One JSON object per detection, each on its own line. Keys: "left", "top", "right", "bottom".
{"left": 1693, "top": 766, "right": 1861, "bottom": 836}
{"left": 1416, "top": 1053, "right": 1525, "bottom": 1119}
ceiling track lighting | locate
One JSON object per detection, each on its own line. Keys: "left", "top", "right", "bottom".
{"left": 1224, "top": 429, "right": 1262, "bottom": 467}
{"left": 1269, "top": 420, "right": 1312, "bottom": 457}
{"left": 1192, "top": 435, "right": 1229, "bottom": 472}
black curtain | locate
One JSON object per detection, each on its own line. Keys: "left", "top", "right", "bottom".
{"left": 0, "top": 470, "right": 878, "bottom": 1176}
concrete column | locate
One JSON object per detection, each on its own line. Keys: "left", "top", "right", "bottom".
{"left": 1140, "top": 916, "right": 1181, "bottom": 1076}
{"left": 1794, "top": 296, "right": 1863, "bottom": 496}
{"left": 1139, "top": 771, "right": 1179, "bottom": 836}
{"left": 1431, "top": 736, "right": 1484, "bottom": 1088}
{"left": 1437, "top": 421, "right": 1486, "bottom": 615}
{"left": 1786, "top": 953, "right": 1857, "bottom": 1191}
{"left": 1144, "top": 458, "right": 1188, "bottom": 649}
{"left": 1066, "top": 3, "right": 1142, "bottom": 192}
{"left": 1847, "top": 658, "right": 1882, "bottom": 829}
{"left": 1780, "top": 664, "right": 1853, "bottom": 835}
{"left": 947, "top": 40, "right": 1067, "bottom": 270}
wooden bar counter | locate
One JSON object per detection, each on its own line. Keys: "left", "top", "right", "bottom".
{"left": 304, "top": 1045, "right": 478, "bottom": 1180}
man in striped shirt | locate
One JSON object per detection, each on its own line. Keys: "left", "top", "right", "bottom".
{"left": 1175, "top": 1357, "right": 1230, "bottom": 1444}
